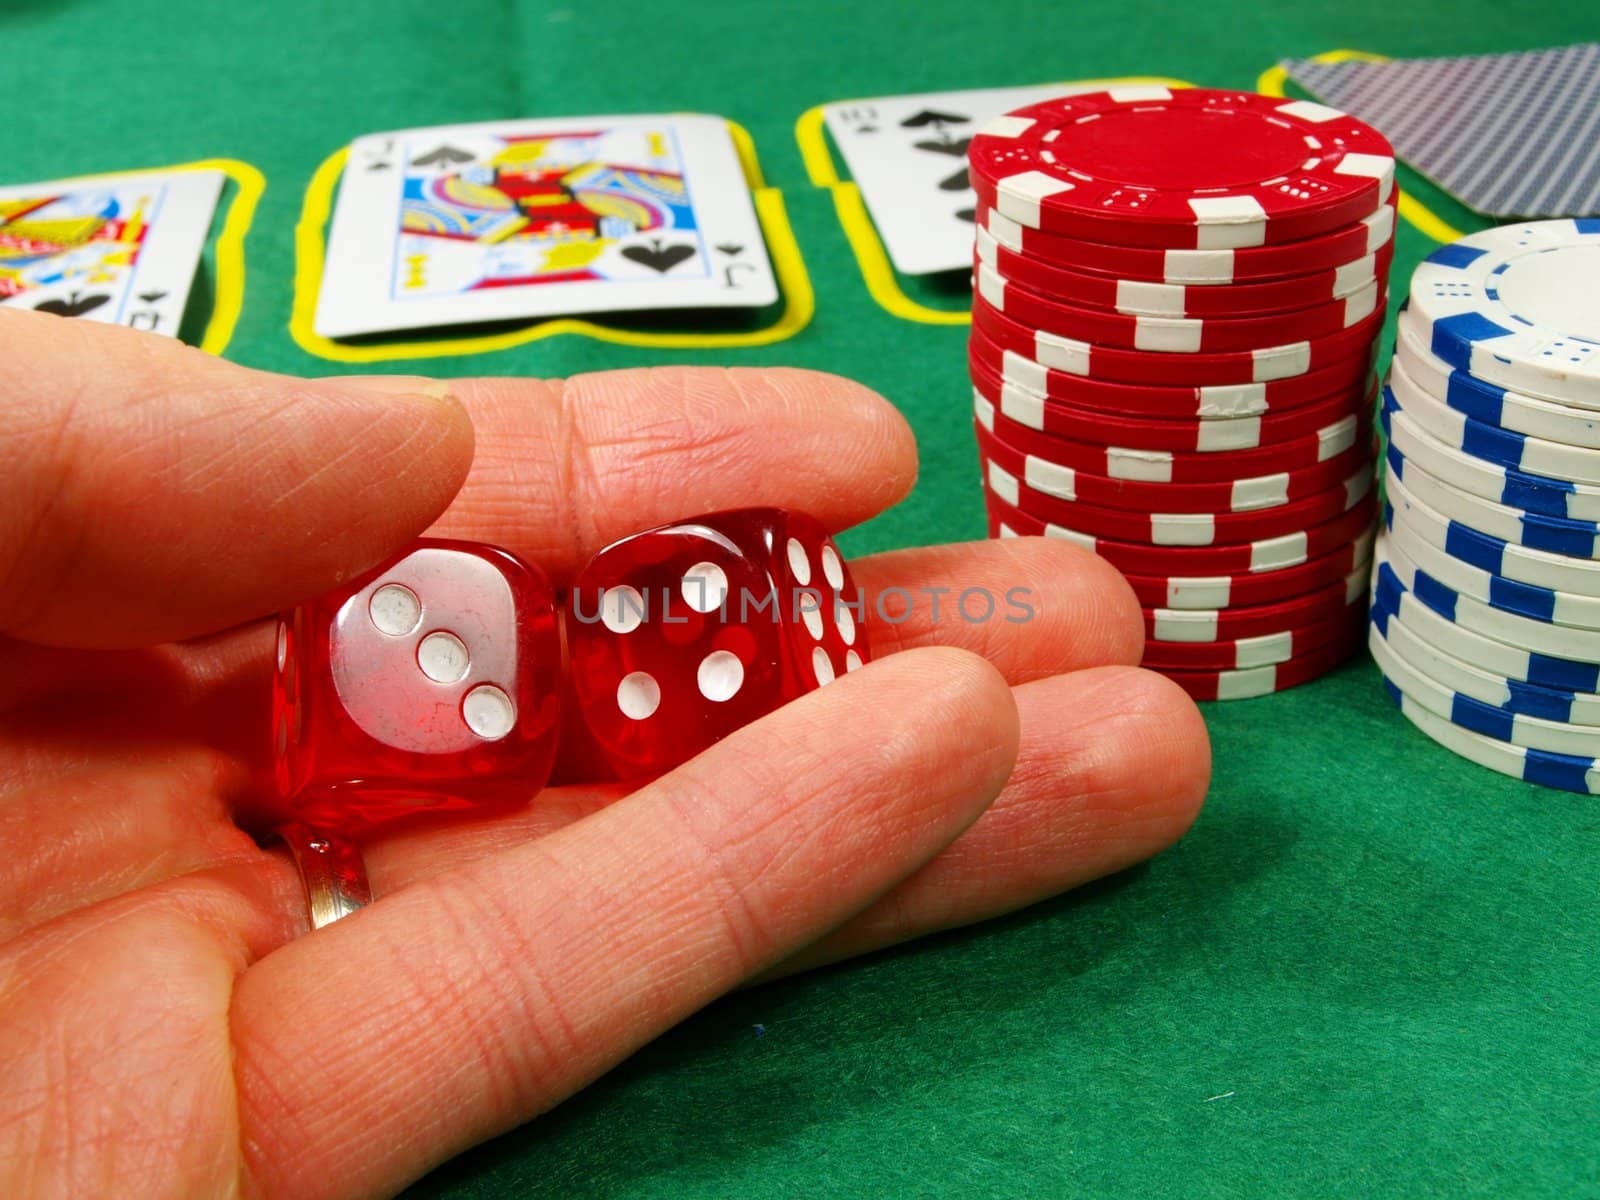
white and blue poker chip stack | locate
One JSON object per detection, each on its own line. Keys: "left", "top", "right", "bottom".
{"left": 1371, "top": 219, "right": 1600, "bottom": 793}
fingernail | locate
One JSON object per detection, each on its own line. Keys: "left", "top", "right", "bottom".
{"left": 332, "top": 375, "right": 459, "bottom": 407}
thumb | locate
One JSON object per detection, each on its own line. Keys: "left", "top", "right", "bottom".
{"left": 0, "top": 309, "right": 475, "bottom": 648}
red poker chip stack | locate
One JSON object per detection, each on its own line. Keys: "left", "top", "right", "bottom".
{"left": 965, "top": 85, "right": 1397, "bottom": 700}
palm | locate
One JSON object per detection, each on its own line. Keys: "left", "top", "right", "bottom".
{"left": 0, "top": 314, "right": 1208, "bottom": 1199}
{"left": 0, "top": 628, "right": 628, "bottom": 1194}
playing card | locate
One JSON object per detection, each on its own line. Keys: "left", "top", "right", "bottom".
{"left": 823, "top": 84, "right": 1104, "bottom": 276}
{"left": 1284, "top": 45, "right": 1600, "bottom": 219}
{"left": 0, "top": 168, "right": 223, "bottom": 335}
{"left": 314, "top": 115, "right": 778, "bottom": 338}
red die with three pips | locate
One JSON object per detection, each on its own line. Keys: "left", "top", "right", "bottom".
{"left": 272, "top": 539, "right": 562, "bottom": 836}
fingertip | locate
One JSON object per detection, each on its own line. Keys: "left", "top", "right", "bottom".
{"left": 443, "top": 367, "right": 919, "bottom": 578}
{"left": 1090, "top": 552, "right": 1147, "bottom": 666}
{"left": 1062, "top": 665, "right": 1211, "bottom": 850}
{"left": 309, "top": 375, "right": 478, "bottom": 509}
{"left": 757, "top": 663, "right": 1212, "bottom": 977}
{"left": 743, "top": 367, "right": 920, "bottom": 517}
{"left": 851, "top": 644, "right": 1021, "bottom": 809}
{"left": 239, "top": 374, "right": 477, "bottom": 592}
{"left": 999, "top": 536, "right": 1145, "bottom": 669}
{"left": 1, "top": 347, "right": 479, "bottom": 646}
{"left": 1132, "top": 667, "right": 1211, "bottom": 824}
{"left": 333, "top": 374, "right": 473, "bottom": 420}
{"left": 310, "top": 373, "right": 474, "bottom": 434}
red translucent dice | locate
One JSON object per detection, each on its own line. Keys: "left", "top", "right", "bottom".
{"left": 568, "top": 507, "right": 868, "bottom": 777}
{"left": 272, "top": 538, "right": 561, "bottom": 836}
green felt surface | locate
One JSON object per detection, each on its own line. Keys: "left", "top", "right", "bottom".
{"left": 7, "top": 2, "right": 1600, "bottom": 1195}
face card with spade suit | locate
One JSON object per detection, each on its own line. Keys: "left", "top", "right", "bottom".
{"left": 0, "top": 168, "right": 222, "bottom": 336}
{"left": 314, "top": 115, "right": 778, "bottom": 338}
{"left": 823, "top": 84, "right": 1106, "bottom": 276}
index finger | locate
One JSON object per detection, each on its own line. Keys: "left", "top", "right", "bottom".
{"left": 429, "top": 365, "right": 918, "bottom": 584}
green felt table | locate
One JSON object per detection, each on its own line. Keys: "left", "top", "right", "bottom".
{"left": 7, "top": 2, "right": 1600, "bottom": 1195}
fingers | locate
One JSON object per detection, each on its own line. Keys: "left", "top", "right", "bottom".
{"left": 852, "top": 536, "right": 1145, "bottom": 682}
{"left": 0, "top": 532, "right": 1145, "bottom": 939}
{"left": 765, "top": 667, "right": 1210, "bottom": 977}
{"left": 428, "top": 366, "right": 917, "bottom": 584}
{"left": 230, "top": 648, "right": 1018, "bottom": 1200}
{"left": 361, "top": 667, "right": 1208, "bottom": 983}
{"left": 0, "top": 536, "right": 1143, "bottom": 926}
{"left": 0, "top": 309, "right": 475, "bottom": 648}
{"left": 0, "top": 322, "right": 917, "bottom": 650}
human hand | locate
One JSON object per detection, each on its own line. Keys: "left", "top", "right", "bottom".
{"left": 0, "top": 310, "right": 1208, "bottom": 1199}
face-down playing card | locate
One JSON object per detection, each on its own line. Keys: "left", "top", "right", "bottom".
{"left": 314, "top": 115, "right": 779, "bottom": 338}
{"left": 822, "top": 83, "right": 1121, "bottom": 276}
{"left": 1283, "top": 45, "right": 1600, "bottom": 220}
{"left": 0, "top": 168, "right": 223, "bottom": 336}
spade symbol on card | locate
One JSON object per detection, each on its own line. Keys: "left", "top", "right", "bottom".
{"left": 838, "top": 105, "right": 879, "bottom": 134}
{"left": 715, "top": 243, "right": 745, "bottom": 257}
{"left": 916, "top": 136, "right": 972, "bottom": 158}
{"left": 622, "top": 239, "right": 697, "bottom": 274}
{"left": 363, "top": 140, "right": 397, "bottom": 171}
{"left": 413, "top": 144, "right": 477, "bottom": 169}
{"left": 138, "top": 290, "right": 169, "bottom": 304}
{"left": 938, "top": 167, "right": 970, "bottom": 193}
{"left": 900, "top": 109, "right": 970, "bottom": 129}
{"left": 34, "top": 292, "right": 110, "bottom": 318}
{"left": 954, "top": 207, "right": 976, "bottom": 224}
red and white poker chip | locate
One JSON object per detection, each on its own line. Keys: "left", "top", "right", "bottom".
{"left": 967, "top": 323, "right": 1375, "bottom": 419}
{"left": 979, "top": 197, "right": 1396, "bottom": 285}
{"left": 1157, "top": 616, "right": 1366, "bottom": 699}
{"left": 967, "top": 87, "right": 1394, "bottom": 249}
{"left": 975, "top": 224, "right": 1396, "bottom": 318}
{"left": 1116, "top": 526, "right": 1375, "bottom": 610}
{"left": 976, "top": 261, "right": 1382, "bottom": 353}
{"left": 976, "top": 389, "right": 1372, "bottom": 484}
{"left": 1142, "top": 569, "right": 1368, "bottom": 642}
{"left": 962, "top": 86, "right": 1392, "bottom": 702}
{"left": 974, "top": 416, "right": 1373, "bottom": 514}
{"left": 1142, "top": 601, "right": 1366, "bottom": 670}
{"left": 985, "top": 486, "right": 1379, "bottom": 575}
{"left": 973, "top": 291, "right": 1388, "bottom": 387}
{"left": 972, "top": 354, "right": 1375, "bottom": 453}
{"left": 981, "top": 457, "right": 1374, "bottom": 547}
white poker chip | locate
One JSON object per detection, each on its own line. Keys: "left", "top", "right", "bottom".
{"left": 1379, "top": 531, "right": 1600, "bottom": 661}
{"left": 1383, "top": 395, "right": 1600, "bottom": 521}
{"left": 1386, "top": 355, "right": 1600, "bottom": 486}
{"left": 1384, "top": 496, "right": 1600, "bottom": 629}
{"left": 1406, "top": 219, "right": 1600, "bottom": 408}
{"left": 1382, "top": 680, "right": 1600, "bottom": 795}
{"left": 1371, "top": 623, "right": 1600, "bottom": 757}
{"left": 1385, "top": 448, "right": 1600, "bottom": 559}
{"left": 1393, "top": 313, "right": 1600, "bottom": 450}
{"left": 1386, "top": 462, "right": 1600, "bottom": 596}
{"left": 1372, "top": 567, "right": 1600, "bottom": 722}
{"left": 1371, "top": 547, "right": 1600, "bottom": 692}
